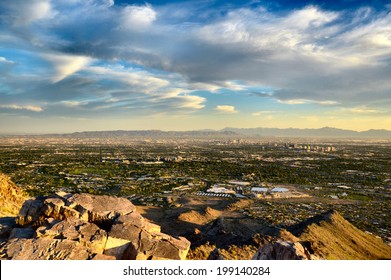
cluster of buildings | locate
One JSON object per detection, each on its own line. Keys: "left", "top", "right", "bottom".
{"left": 201, "top": 181, "right": 309, "bottom": 199}
{"left": 285, "top": 143, "right": 336, "bottom": 152}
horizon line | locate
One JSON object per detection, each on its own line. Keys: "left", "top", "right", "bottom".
{"left": 1, "top": 126, "right": 391, "bottom": 137}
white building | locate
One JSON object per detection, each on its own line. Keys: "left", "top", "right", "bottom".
{"left": 207, "top": 186, "right": 236, "bottom": 194}
{"left": 251, "top": 187, "right": 268, "bottom": 193}
{"left": 271, "top": 187, "right": 289, "bottom": 193}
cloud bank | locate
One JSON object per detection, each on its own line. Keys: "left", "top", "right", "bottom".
{"left": 0, "top": 0, "right": 390, "bottom": 132}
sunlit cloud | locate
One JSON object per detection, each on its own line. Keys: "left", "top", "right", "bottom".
{"left": 215, "top": 105, "right": 238, "bottom": 114}
{"left": 0, "top": 104, "right": 43, "bottom": 112}
{"left": 277, "top": 99, "right": 338, "bottom": 105}
{"left": 120, "top": 4, "right": 157, "bottom": 29}
{"left": 343, "top": 106, "right": 382, "bottom": 114}
{"left": 43, "top": 53, "right": 92, "bottom": 83}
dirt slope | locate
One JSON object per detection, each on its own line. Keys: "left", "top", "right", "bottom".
{"left": 178, "top": 207, "right": 221, "bottom": 225}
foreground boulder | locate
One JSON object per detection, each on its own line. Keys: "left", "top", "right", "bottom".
{"left": 0, "top": 193, "right": 190, "bottom": 260}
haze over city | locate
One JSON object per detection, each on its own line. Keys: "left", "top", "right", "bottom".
{"left": 1, "top": 0, "right": 391, "bottom": 134}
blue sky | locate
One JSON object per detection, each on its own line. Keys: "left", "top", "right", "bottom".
{"left": 1, "top": 0, "right": 391, "bottom": 133}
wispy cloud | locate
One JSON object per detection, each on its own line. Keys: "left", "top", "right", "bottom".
{"left": 343, "top": 106, "right": 382, "bottom": 114}
{"left": 0, "top": 104, "right": 43, "bottom": 112}
{"left": 278, "top": 99, "right": 338, "bottom": 105}
{"left": 252, "top": 111, "right": 278, "bottom": 116}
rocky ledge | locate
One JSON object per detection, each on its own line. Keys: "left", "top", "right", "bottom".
{"left": 0, "top": 192, "right": 190, "bottom": 260}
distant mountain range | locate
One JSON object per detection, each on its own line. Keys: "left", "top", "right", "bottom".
{"left": 65, "top": 130, "right": 238, "bottom": 138}
{"left": 221, "top": 127, "right": 391, "bottom": 138}
{"left": 35, "top": 127, "right": 391, "bottom": 139}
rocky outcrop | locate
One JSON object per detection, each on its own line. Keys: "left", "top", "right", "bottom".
{"left": 252, "top": 240, "right": 312, "bottom": 260}
{"left": 0, "top": 193, "right": 190, "bottom": 260}
{"left": 0, "top": 173, "right": 27, "bottom": 217}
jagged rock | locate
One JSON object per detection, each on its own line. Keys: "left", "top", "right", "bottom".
{"left": 1, "top": 192, "right": 190, "bottom": 260}
{"left": 16, "top": 198, "right": 46, "bottom": 226}
{"left": 107, "top": 219, "right": 190, "bottom": 260}
{"left": 36, "top": 218, "right": 107, "bottom": 253}
{"left": 42, "top": 197, "right": 65, "bottom": 219}
{"left": 252, "top": 240, "right": 310, "bottom": 260}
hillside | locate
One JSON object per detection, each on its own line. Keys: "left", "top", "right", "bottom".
{"left": 0, "top": 173, "right": 27, "bottom": 217}
{"left": 139, "top": 198, "right": 391, "bottom": 260}
{"left": 288, "top": 210, "right": 391, "bottom": 260}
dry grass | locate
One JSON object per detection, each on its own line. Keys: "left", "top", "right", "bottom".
{"left": 297, "top": 211, "right": 391, "bottom": 260}
{"left": 187, "top": 243, "right": 258, "bottom": 260}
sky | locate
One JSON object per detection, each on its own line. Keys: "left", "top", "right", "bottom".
{"left": 0, "top": 0, "right": 391, "bottom": 134}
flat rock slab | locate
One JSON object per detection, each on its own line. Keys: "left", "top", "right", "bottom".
{"left": 67, "top": 194, "right": 136, "bottom": 223}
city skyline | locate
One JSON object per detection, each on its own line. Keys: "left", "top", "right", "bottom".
{"left": 1, "top": 0, "right": 391, "bottom": 134}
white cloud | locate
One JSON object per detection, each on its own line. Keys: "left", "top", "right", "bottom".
{"left": 120, "top": 5, "right": 157, "bottom": 29}
{"left": 43, "top": 54, "right": 92, "bottom": 83}
{"left": 282, "top": 6, "right": 338, "bottom": 29}
{"left": 0, "top": 57, "right": 14, "bottom": 64}
{"left": 0, "top": 104, "right": 43, "bottom": 112}
{"left": 215, "top": 105, "right": 238, "bottom": 114}
{"left": 277, "top": 99, "right": 307, "bottom": 105}
{"left": 60, "top": 101, "right": 86, "bottom": 107}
